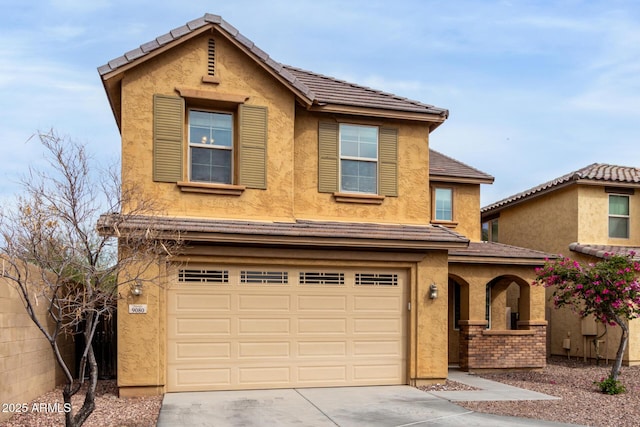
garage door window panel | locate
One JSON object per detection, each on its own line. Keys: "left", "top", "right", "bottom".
{"left": 240, "top": 270, "right": 288, "bottom": 284}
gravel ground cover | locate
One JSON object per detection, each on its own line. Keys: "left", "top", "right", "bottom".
{"left": 0, "top": 381, "right": 161, "bottom": 427}
{"left": 2, "top": 357, "right": 638, "bottom": 427}
{"left": 456, "top": 356, "right": 640, "bottom": 427}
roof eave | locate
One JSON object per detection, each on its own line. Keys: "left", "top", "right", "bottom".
{"left": 481, "top": 180, "right": 576, "bottom": 217}
{"left": 170, "top": 231, "right": 470, "bottom": 251}
{"left": 307, "top": 103, "right": 448, "bottom": 127}
{"left": 448, "top": 254, "right": 548, "bottom": 265}
{"left": 430, "top": 174, "right": 495, "bottom": 185}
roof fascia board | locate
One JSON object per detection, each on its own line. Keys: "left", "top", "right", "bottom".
{"left": 430, "top": 175, "right": 495, "bottom": 185}
{"left": 155, "top": 231, "right": 471, "bottom": 250}
{"left": 307, "top": 104, "right": 447, "bottom": 125}
{"left": 575, "top": 179, "right": 640, "bottom": 189}
{"left": 449, "top": 255, "right": 547, "bottom": 265}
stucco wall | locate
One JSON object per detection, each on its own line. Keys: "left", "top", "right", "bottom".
{"left": 0, "top": 274, "right": 74, "bottom": 422}
{"left": 498, "top": 186, "right": 578, "bottom": 257}
{"left": 577, "top": 185, "right": 640, "bottom": 245}
{"left": 414, "top": 251, "right": 449, "bottom": 382}
{"left": 120, "top": 30, "right": 296, "bottom": 221}
{"left": 293, "top": 109, "right": 432, "bottom": 224}
{"left": 430, "top": 181, "right": 482, "bottom": 241}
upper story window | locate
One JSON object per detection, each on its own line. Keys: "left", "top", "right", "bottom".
{"left": 317, "top": 121, "right": 397, "bottom": 203}
{"left": 152, "top": 94, "right": 268, "bottom": 195}
{"left": 434, "top": 188, "right": 453, "bottom": 221}
{"left": 609, "top": 194, "right": 629, "bottom": 238}
{"left": 339, "top": 124, "right": 378, "bottom": 194}
{"left": 188, "top": 110, "right": 233, "bottom": 184}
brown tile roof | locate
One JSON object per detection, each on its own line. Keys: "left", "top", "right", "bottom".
{"left": 98, "top": 14, "right": 448, "bottom": 119}
{"left": 482, "top": 163, "right": 640, "bottom": 214}
{"left": 283, "top": 66, "right": 447, "bottom": 116}
{"left": 429, "top": 149, "right": 494, "bottom": 184}
{"left": 569, "top": 242, "right": 640, "bottom": 260}
{"left": 449, "top": 242, "right": 552, "bottom": 264}
{"left": 97, "top": 215, "right": 469, "bottom": 250}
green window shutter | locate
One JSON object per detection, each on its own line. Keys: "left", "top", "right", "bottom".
{"left": 379, "top": 127, "right": 398, "bottom": 197}
{"left": 238, "top": 105, "right": 268, "bottom": 189}
{"left": 318, "top": 122, "right": 339, "bottom": 193}
{"left": 153, "top": 94, "right": 184, "bottom": 182}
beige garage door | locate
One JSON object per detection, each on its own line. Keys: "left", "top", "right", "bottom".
{"left": 166, "top": 266, "right": 407, "bottom": 391}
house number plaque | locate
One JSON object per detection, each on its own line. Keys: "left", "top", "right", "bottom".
{"left": 128, "top": 304, "right": 148, "bottom": 314}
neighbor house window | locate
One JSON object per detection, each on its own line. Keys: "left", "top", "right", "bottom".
{"left": 609, "top": 194, "right": 630, "bottom": 238}
{"left": 434, "top": 188, "right": 453, "bottom": 221}
{"left": 482, "top": 219, "right": 499, "bottom": 242}
{"left": 189, "top": 110, "right": 233, "bottom": 184}
{"left": 339, "top": 124, "right": 378, "bottom": 194}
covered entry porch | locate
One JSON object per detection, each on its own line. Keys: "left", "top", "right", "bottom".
{"left": 447, "top": 242, "right": 550, "bottom": 371}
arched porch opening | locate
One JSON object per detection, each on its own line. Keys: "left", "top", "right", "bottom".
{"left": 485, "top": 275, "right": 532, "bottom": 330}
{"left": 453, "top": 271, "right": 545, "bottom": 372}
{"left": 448, "top": 274, "right": 470, "bottom": 365}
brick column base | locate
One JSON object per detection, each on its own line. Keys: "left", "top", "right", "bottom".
{"left": 459, "top": 320, "right": 547, "bottom": 371}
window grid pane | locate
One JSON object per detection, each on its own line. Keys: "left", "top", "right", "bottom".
{"left": 609, "top": 195, "right": 630, "bottom": 238}
{"left": 189, "top": 110, "right": 233, "bottom": 184}
{"left": 609, "top": 217, "right": 629, "bottom": 238}
{"left": 435, "top": 188, "right": 453, "bottom": 221}
{"left": 341, "top": 160, "right": 377, "bottom": 193}
{"left": 609, "top": 195, "right": 629, "bottom": 216}
{"left": 339, "top": 124, "right": 378, "bottom": 194}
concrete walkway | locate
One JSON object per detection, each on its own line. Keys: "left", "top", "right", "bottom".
{"left": 429, "top": 368, "right": 561, "bottom": 401}
{"left": 157, "top": 372, "right": 579, "bottom": 427}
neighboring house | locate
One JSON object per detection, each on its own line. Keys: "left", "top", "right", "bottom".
{"left": 97, "top": 13, "right": 549, "bottom": 397}
{"left": 481, "top": 163, "right": 640, "bottom": 364}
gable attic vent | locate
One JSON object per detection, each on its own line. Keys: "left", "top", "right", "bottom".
{"left": 208, "top": 38, "right": 216, "bottom": 76}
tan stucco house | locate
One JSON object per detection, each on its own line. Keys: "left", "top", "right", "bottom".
{"left": 97, "top": 14, "right": 550, "bottom": 397}
{"left": 481, "top": 163, "right": 640, "bottom": 364}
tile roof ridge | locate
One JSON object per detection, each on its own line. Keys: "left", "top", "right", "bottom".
{"left": 429, "top": 149, "right": 494, "bottom": 180}
{"left": 283, "top": 65, "right": 448, "bottom": 115}
{"left": 481, "top": 161, "right": 639, "bottom": 213}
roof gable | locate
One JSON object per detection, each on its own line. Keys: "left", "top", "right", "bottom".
{"left": 482, "top": 163, "right": 640, "bottom": 214}
{"left": 99, "top": 14, "right": 448, "bottom": 128}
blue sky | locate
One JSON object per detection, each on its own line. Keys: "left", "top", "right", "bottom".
{"left": 1, "top": 0, "right": 640, "bottom": 206}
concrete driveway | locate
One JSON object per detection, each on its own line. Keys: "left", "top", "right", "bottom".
{"left": 157, "top": 385, "right": 582, "bottom": 427}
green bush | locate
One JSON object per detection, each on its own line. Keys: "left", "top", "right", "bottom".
{"left": 594, "top": 376, "right": 626, "bottom": 395}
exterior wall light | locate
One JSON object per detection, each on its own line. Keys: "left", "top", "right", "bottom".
{"left": 429, "top": 283, "right": 438, "bottom": 299}
{"left": 130, "top": 281, "right": 143, "bottom": 297}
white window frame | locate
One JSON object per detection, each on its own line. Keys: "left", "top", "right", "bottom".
{"left": 338, "top": 124, "right": 378, "bottom": 194}
{"left": 608, "top": 194, "right": 630, "bottom": 239}
{"left": 188, "top": 108, "right": 234, "bottom": 184}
